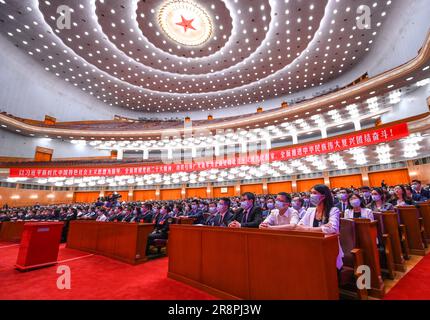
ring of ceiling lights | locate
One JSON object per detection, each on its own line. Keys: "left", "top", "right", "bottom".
{"left": 38, "top": 0, "right": 323, "bottom": 90}
{"left": 0, "top": 0, "right": 393, "bottom": 112}
{"left": 97, "top": 0, "right": 265, "bottom": 74}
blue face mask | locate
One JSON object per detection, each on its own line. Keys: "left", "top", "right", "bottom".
{"left": 338, "top": 193, "right": 348, "bottom": 201}
{"left": 217, "top": 204, "right": 225, "bottom": 211}
{"left": 267, "top": 203, "right": 275, "bottom": 210}
{"left": 350, "top": 199, "right": 361, "bottom": 208}
{"left": 372, "top": 195, "right": 381, "bottom": 202}
{"left": 275, "top": 201, "right": 285, "bottom": 209}
{"left": 209, "top": 207, "right": 217, "bottom": 214}
{"left": 291, "top": 201, "right": 301, "bottom": 210}
{"left": 241, "top": 201, "right": 249, "bottom": 209}
{"left": 310, "top": 194, "right": 322, "bottom": 206}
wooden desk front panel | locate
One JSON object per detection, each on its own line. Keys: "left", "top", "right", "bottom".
{"left": 247, "top": 232, "right": 338, "bottom": 300}
{"left": 67, "top": 221, "right": 154, "bottom": 264}
{"left": 0, "top": 221, "right": 26, "bottom": 242}
{"left": 169, "top": 226, "right": 340, "bottom": 300}
{"left": 168, "top": 227, "right": 202, "bottom": 282}
{"left": 201, "top": 231, "right": 249, "bottom": 299}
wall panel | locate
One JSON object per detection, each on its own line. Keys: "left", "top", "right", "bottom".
{"left": 160, "top": 189, "right": 182, "bottom": 201}
{"left": 241, "top": 184, "right": 263, "bottom": 195}
{"left": 186, "top": 188, "right": 207, "bottom": 199}
{"left": 368, "top": 169, "right": 410, "bottom": 187}
{"left": 297, "top": 179, "right": 325, "bottom": 192}
{"left": 0, "top": 187, "right": 73, "bottom": 207}
{"left": 134, "top": 190, "right": 157, "bottom": 201}
{"left": 213, "top": 186, "right": 235, "bottom": 198}
{"left": 329, "top": 175, "right": 363, "bottom": 188}
{"left": 74, "top": 192, "right": 100, "bottom": 203}
{"left": 267, "top": 182, "right": 293, "bottom": 194}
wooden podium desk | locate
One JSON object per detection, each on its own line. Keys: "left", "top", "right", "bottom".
{"left": 67, "top": 221, "right": 154, "bottom": 264}
{"left": 168, "top": 225, "right": 340, "bottom": 300}
{"left": 0, "top": 221, "right": 26, "bottom": 242}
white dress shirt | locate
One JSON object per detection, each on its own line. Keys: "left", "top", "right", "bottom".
{"left": 263, "top": 207, "right": 299, "bottom": 226}
{"left": 96, "top": 214, "right": 107, "bottom": 222}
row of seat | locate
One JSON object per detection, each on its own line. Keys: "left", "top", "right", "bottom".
{"left": 339, "top": 202, "right": 430, "bottom": 299}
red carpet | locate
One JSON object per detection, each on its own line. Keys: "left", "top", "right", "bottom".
{"left": 384, "top": 253, "right": 430, "bottom": 300}
{"left": 0, "top": 243, "right": 216, "bottom": 300}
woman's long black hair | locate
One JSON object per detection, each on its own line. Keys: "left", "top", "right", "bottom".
{"left": 313, "top": 184, "right": 334, "bottom": 224}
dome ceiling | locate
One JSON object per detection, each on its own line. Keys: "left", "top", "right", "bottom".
{"left": 0, "top": 0, "right": 393, "bottom": 113}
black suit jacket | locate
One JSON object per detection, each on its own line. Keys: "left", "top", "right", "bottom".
{"left": 210, "top": 210, "right": 235, "bottom": 227}
{"left": 336, "top": 202, "right": 349, "bottom": 213}
{"left": 234, "top": 206, "right": 262, "bottom": 228}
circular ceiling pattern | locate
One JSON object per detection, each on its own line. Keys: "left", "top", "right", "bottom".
{"left": 0, "top": 0, "right": 394, "bottom": 113}
{"left": 157, "top": 0, "right": 214, "bottom": 47}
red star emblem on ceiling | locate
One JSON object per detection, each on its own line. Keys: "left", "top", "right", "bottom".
{"left": 175, "top": 15, "right": 196, "bottom": 32}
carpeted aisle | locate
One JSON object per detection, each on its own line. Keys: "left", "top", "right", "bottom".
{"left": 0, "top": 244, "right": 216, "bottom": 300}
{"left": 384, "top": 253, "right": 430, "bottom": 300}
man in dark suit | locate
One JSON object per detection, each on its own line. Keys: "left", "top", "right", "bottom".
{"left": 183, "top": 199, "right": 205, "bottom": 224}
{"left": 207, "top": 198, "right": 235, "bottom": 227}
{"left": 138, "top": 203, "right": 153, "bottom": 223}
{"left": 411, "top": 180, "right": 430, "bottom": 202}
{"left": 146, "top": 205, "right": 173, "bottom": 254}
{"left": 335, "top": 188, "right": 349, "bottom": 216}
{"left": 360, "top": 186, "right": 373, "bottom": 208}
{"left": 229, "top": 192, "right": 262, "bottom": 228}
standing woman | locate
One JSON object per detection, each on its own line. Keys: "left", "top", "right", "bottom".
{"left": 296, "top": 184, "right": 343, "bottom": 270}
{"left": 344, "top": 194, "right": 374, "bottom": 220}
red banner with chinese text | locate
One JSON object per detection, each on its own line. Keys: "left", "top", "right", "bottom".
{"left": 9, "top": 123, "right": 409, "bottom": 178}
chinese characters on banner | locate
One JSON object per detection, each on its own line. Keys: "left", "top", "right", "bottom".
{"left": 9, "top": 122, "right": 409, "bottom": 178}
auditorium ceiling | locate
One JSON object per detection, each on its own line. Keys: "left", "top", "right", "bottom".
{"left": 0, "top": 0, "right": 395, "bottom": 113}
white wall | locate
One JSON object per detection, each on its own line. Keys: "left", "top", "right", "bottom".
{"left": 382, "top": 84, "right": 430, "bottom": 123}
{"left": 0, "top": 130, "right": 110, "bottom": 159}
{"left": 0, "top": 34, "right": 143, "bottom": 122}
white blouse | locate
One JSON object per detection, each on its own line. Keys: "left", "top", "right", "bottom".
{"left": 298, "top": 207, "right": 344, "bottom": 270}
{"left": 344, "top": 208, "right": 374, "bottom": 220}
